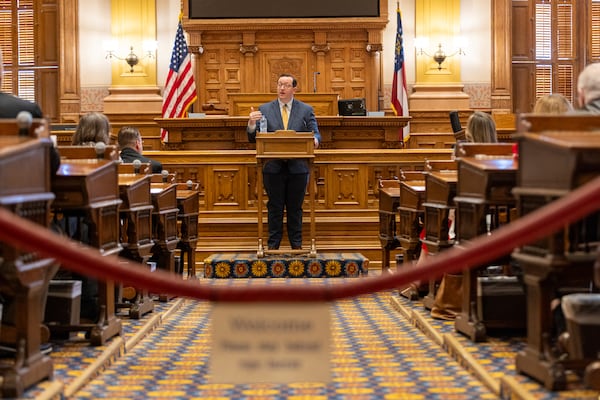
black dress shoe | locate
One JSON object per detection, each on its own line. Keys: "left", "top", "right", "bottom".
{"left": 291, "top": 245, "right": 302, "bottom": 250}
{"left": 268, "top": 246, "right": 279, "bottom": 250}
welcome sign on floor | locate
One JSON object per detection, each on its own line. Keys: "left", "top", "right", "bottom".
{"left": 210, "top": 302, "right": 331, "bottom": 383}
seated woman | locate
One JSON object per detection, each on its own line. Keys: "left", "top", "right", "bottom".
{"left": 533, "top": 93, "right": 574, "bottom": 114}
{"left": 71, "top": 111, "right": 111, "bottom": 146}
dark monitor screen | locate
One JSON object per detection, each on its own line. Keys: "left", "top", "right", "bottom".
{"left": 338, "top": 98, "right": 367, "bottom": 116}
{"left": 189, "top": 0, "right": 380, "bottom": 19}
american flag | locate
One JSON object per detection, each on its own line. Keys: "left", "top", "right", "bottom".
{"left": 391, "top": 3, "right": 410, "bottom": 142}
{"left": 161, "top": 20, "right": 197, "bottom": 142}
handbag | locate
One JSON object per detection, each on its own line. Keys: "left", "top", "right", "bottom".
{"left": 430, "top": 273, "right": 463, "bottom": 320}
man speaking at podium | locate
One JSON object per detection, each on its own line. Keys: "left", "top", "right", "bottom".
{"left": 247, "top": 73, "right": 321, "bottom": 250}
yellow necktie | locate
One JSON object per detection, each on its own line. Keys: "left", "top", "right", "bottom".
{"left": 282, "top": 104, "right": 289, "bottom": 129}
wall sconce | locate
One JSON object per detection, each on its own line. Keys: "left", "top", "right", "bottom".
{"left": 105, "top": 40, "right": 157, "bottom": 73}
{"left": 415, "top": 37, "right": 466, "bottom": 70}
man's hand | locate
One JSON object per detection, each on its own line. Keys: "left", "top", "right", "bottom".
{"left": 248, "top": 106, "right": 262, "bottom": 129}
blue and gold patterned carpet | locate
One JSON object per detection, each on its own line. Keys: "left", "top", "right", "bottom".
{"left": 20, "top": 275, "right": 600, "bottom": 399}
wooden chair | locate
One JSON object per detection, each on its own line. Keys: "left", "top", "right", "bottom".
{"left": 118, "top": 162, "right": 151, "bottom": 175}
{"left": 455, "top": 142, "right": 515, "bottom": 158}
{"left": 517, "top": 113, "right": 600, "bottom": 135}
{"left": 57, "top": 145, "right": 119, "bottom": 161}
{"left": 0, "top": 118, "right": 49, "bottom": 138}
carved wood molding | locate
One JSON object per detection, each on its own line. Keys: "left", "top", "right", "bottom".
{"left": 311, "top": 44, "right": 331, "bottom": 54}
{"left": 239, "top": 44, "right": 258, "bottom": 54}
{"left": 366, "top": 43, "right": 383, "bottom": 53}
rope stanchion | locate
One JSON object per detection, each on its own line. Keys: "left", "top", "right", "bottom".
{"left": 1, "top": 176, "right": 600, "bottom": 302}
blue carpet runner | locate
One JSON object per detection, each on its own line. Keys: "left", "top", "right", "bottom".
{"left": 72, "top": 292, "right": 498, "bottom": 399}
{"left": 20, "top": 278, "right": 600, "bottom": 399}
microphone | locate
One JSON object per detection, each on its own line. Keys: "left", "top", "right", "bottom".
{"left": 133, "top": 159, "right": 142, "bottom": 174}
{"left": 161, "top": 169, "right": 169, "bottom": 183}
{"left": 313, "top": 71, "right": 320, "bottom": 93}
{"left": 186, "top": 179, "right": 193, "bottom": 190}
{"left": 16, "top": 111, "right": 33, "bottom": 137}
{"left": 94, "top": 142, "right": 106, "bottom": 159}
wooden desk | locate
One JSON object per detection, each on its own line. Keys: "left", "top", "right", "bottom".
{"left": 377, "top": 171, "right": 425, "bottom": 273}
{"left": 50, "top": 159, "right": 123, "bottom": 345}
{"left": 421, "top": 168, "right": 458, "bottom": 309}
{"left": 378, "top": 181, "right": 400, "bottom": 272}
{"left": 155, "top": 115, "right": 410, "bottom": 150}
{"left": 453, "top": 155, "right": 521, "bottom": 342}
{"left": 397, "top": 180, "right": 426, "bottom": 260}
{"left": 175, "top": 182, "right": 200, "bottom": 278}
{"left": 117, "top": 173, "right": 154, "bottom": 319}
{"left": 512, "top": 131, "right": 600, "bottom": 390}
{"left": 149, "top": 180, "right": 179, "bottom": 300}
{"left": 0, "top": 137, "right": 55, "bottom": 398}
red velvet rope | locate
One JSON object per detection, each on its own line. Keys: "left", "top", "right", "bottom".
{"left": 1, "top": 175, "right": 600, "bottom": 302}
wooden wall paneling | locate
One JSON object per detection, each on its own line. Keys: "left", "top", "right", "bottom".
{"left": 491, "top": 0, "right": 514, "bottom": 112}
{"left": 512, "top": 63, "right": 535, "bottom": 114}
{"left": 38, "top": 0, "right": 59, "bottom": 120}
{"left": 57, "top": 0, "right": 80, "bottom": 123}
{"left": 183, "top": 0, "right": 388, "bottom": 114}
{"left": 205, "top": 164, "right": 249, "bottom": 211}
{"left": 510, "top": 0, "right": 535, "bottom": 113}
{"left": 326, "top": 164, "right": 367, "bottom": 208}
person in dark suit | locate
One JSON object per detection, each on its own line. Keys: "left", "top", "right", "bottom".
{"left": 117, "top": 125, "right": 163, "bottom": 173}
{"left": 0, "top": 47, "right": 60, "bottom": 174}
{"left": 247, "top": 73, "right": 321, "bottom": 250}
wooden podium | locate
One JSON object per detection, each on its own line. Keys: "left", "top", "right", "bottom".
{"left": 255, "top": 130, "right": 316, "bottom": 257}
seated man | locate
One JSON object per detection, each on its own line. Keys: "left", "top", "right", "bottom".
{"left": 117, "top": 126, "right": 162, "bottom": 173}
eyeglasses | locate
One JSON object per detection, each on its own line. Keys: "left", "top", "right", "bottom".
{"left": 277, "top": 83, "right": 293, "bottom": 89}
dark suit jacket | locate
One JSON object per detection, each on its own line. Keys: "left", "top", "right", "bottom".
{"left": 247, "top": 98, "right": 321, "bottom": 174}
{"left": 0, "top": 92, "right": 44, "bottom": 118}
{"left": 119, "top": 147, "right": 163, "bottom": 174}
